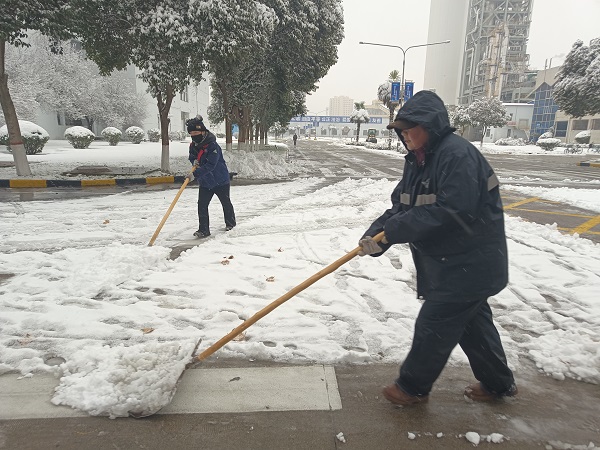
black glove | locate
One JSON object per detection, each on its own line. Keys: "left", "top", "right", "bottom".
{"left": 358, "top": 236, "right": 383, "bottom": 256}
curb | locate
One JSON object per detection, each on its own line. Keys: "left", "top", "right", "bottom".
{"left": 0, "top": 176, "right": 187, "bottom": 189}
{"left": 577, "top": 162, "right": 600, "bottom": 168}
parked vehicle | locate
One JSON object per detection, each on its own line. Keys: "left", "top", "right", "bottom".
{"left": 366, "top": 128, "right": 377, "bottom": 143}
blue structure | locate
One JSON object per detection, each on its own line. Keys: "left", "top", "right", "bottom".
{"left": 529, "top": 82, "right": 560, "bottom": 142}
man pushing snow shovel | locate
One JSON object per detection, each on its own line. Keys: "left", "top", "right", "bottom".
{"left": 358, "top": 91, "right": 517, "bottom": 406}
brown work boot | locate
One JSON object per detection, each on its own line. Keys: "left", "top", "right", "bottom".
{"left": 382, "top": 384, "right": 429, "bottom": 406}
{"left": 464, "top": 382, "right": 518, "bottom": 402}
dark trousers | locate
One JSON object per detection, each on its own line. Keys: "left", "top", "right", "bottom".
{"left": 397, "top": 298, "right": 515, "bottom": 397}
{"left": 197, "top": 184, "right": 236, "bottom": 235}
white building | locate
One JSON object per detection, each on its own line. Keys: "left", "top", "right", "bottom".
{"left": 328, "top": 96, "right": 354, "bottom": 117}
{"left": 423, "top": 0, "right": 469, "bottom": 105}
{"left": 484, "top": 103, "right": 534, "bottom": 142}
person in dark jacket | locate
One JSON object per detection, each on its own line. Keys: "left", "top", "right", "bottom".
{"left": 359, "top": 91, "right": 516, "bottom": 406}
{"left": 186, "top": 116, "right": 236, "bottom": 238}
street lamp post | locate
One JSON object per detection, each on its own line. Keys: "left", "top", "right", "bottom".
{"left": 359, "top": 40, "right": 450, "bottom": 108}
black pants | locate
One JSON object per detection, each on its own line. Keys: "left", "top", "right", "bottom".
{"left": 197, "top": 184, "right": 236, "bottom": 235}
{"left": 397, "top": 298, "right": 515, "bottom": 397}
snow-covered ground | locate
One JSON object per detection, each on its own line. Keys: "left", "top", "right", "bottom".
{"left": 0, "top": 138, "right": 599, "bottom": 418}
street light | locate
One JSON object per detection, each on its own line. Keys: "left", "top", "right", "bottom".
{"left": 359, "top": 40, "right": 450, "bottom": 108}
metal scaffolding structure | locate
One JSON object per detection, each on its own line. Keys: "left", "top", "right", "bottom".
{"left": 459, "top": 0, "right": 533, "bottom": 105}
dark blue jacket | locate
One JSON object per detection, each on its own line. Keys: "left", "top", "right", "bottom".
{"left": 363, "top": 91, "right": 508, "bottom": 302}
{"left": 188, "top": 132, "right": 231, "bottom": 189}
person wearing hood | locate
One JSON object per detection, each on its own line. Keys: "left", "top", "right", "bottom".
{"left": 358, "top": 91, "right": 516, "bottom": 406}
{"left": 186, "top": 116, "right": 236, "bottom": 238}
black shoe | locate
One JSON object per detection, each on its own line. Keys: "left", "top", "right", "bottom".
{"left": 193, "top": 230, "right": 211, "bottom": 239}
{"left": 225, "top": 225, "right": 235, "bottom": 231}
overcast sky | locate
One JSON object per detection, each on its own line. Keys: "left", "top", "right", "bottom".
{"left": 305, "top": 0, "right": 600, "bottom": 114}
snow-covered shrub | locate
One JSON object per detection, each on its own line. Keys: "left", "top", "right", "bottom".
{"left": 536, "top": 137, "right": 562, "bottom": 151}
{"left": 147, "top": 128, "right": 160, "bottom": 142}
{"left": 168, "top": 130, "right": 187, "bottom": 141}
{"left": 539, "top": 127, "right": 555, "bottom": 139}
{"left": 575, "top": 130, "right": 591, "bottom": 144}
{"left": 65, "top": 126, "right": 95, "bottom": 149}
{"left": 0, "top": 120, "right": 49, "bottom": 154}
{"left": 101, "top": 127, "right": 122, "bottom": 146}
{"left": 125, "top": 126, "right": 145, "bottom": 144}
{"left": 495, "top": 137, "right": 526, "bottom": 146}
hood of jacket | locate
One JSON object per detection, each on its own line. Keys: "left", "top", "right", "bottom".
{"left": 394, "top": 90, "right": 456, "bottom": 150}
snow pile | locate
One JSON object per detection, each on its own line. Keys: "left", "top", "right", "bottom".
{"left": 52, "top": 339, "right": 198, "bottom": 418}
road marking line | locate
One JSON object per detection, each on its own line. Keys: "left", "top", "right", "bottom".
{"left": 504, "top": 197, "right": 540, "bottom": 209}
{"left": 571, "top": 215, "right": 600, "bottom": 235}
{"left": 506, "top": 208, "right": 595, "bottom": 219}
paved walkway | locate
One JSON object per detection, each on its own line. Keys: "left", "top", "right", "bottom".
{"left": 1, "top": 360, "right": 598, "bottom": 449}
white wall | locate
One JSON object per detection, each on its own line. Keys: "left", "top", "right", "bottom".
{"left": 485, "top": 103, "right": 534, "bottom": 142}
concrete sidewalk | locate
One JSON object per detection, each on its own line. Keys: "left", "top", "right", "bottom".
{"left": 1, "top": 359, "right": 598, "bottom": 449}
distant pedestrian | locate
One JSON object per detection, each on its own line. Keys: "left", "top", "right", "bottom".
{"left": 293, "top": 133, "right": 298, "bottom": 147}
{"left": 186, "top": 116, "right": 236, "bottom": 238}
{"left": 358, "top": 91, "right": 517, "bottom": 405}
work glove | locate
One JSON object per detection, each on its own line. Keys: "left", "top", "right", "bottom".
{"left": 358, "top": 236, "right": 383, "bottom": 256}
{"left": 185, "top": 172, "right": 194, "bottom": 182}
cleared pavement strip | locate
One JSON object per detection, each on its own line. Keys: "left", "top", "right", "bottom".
{"left": 0, "top": 365, "right": 341, "bottom": 420}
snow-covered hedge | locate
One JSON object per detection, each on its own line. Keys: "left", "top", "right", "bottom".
{"left": 168, "top": 130, "right": 187, "bottom": 141}
{"left": 65, "top": 126, "right": 95, "bottom": 149}
{"left": 125, "top": 126, "right": 145, "bottom": 144}
{"left": 101, "top": 127, "right": 122, "bottom": 146}
{"left": 147, "top": 128, "right": 160, "bottom": 142}
{"left": 0, "top": 120, "right": 49, "bottom": 154}
{"left": 536, "top": 137, "right": 562, "bottom": 151}
{"left": 495, "top": 137, "right": 527, "bottom": 146}
{"left": 575, "top": 130, "right": 591, "bottom": 144}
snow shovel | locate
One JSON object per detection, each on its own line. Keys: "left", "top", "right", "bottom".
{"left": 148, "top": 164, "right": 197, "bottom": 247}
{"left": 191, "top": 230, "right": 386, "bottom": 362}
{"left": 122, "top": 231, "right": 384, "bottom": 418}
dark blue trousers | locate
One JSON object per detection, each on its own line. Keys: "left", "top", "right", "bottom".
{"left": 197, "top": 184, "right": 236, "bottom": 235}
{"left": 397, "top": 298, "right": 515, "bottom": 397}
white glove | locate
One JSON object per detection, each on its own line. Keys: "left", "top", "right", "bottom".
{"left": 358, "top": 236, "right": 383, "bottom": 256}
{"left": 185, "top": 173, "right": 194, "bottom": 181}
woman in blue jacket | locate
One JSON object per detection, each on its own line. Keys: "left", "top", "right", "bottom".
{"left": 186, "top": 116, "right": 236, "bottom": 238}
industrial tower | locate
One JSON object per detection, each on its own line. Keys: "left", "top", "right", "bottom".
{"left": 458, "top": 0, "right": 534, "bottom": 105}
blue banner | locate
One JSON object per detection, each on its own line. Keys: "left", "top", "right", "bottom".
{"left": 391, "top": 82, "right": 401, "bottom": 102}
{"left": 404, "top": 82, "right": 414, "bottom": 102}
{"left": 290, "top": 115, "right": 383, "bottom": 124}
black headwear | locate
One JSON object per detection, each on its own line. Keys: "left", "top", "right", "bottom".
{"left": 186, "top": 115, "right": 207, "bottom": 133}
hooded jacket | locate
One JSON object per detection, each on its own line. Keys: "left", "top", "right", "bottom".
{"left": 188, "top": 131, "right": 231, "bottom": 189}
{"left": 363, "top": 91, "right": 508, "bottom": 302}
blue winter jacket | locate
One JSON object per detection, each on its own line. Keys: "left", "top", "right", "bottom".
{"left": 188, "top": 132, "right": 231, "bottom": 189}
{"left": 363, "top": 90, "right": 508, "bottom": 302}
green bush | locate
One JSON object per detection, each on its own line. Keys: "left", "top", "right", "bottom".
{"left": 125, "top": 126, "right": 145, "bottom": 144}
{"left": 65, "top": 126, "right": 95, "bottom": 149}
{"left": 147, "top": 128, "right": 160, "bottom": 142}
{"left": 574, "top": 131, "right": 591, "bottom": 144}
{"left": 0, "top": 120, "right": 49, "bottom": 154}
{"left": 101, "top": 127, "right": 122, "bottom": 146}
{"left": 536, "top": 137, "right": 561, "bottom": 151}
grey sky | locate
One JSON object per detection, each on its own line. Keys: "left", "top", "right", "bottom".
{"left": 305, "top": 0, "right": 600, "bottom": 114}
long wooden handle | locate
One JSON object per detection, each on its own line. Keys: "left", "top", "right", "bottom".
{"left": 193, "top": 231, "right": 386, "bottom": 362}
{"left": 148, "top": 166, "right": 196, "bottom": 247}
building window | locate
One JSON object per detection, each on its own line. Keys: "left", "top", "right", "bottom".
{"left": 518, "top": 118, "right": 529, "bottom": 129}
{"left": 572, "top": 120, "right": 588, "bottom": 130}
{"left": 65, "top": 115, "right": 82, "bottom": 126}
{"left": 592, "top": 119, "right": 600, "bottom": 130}
{"left": 181, "top": 112, "right": 189, "bottom": 131}
{"left": 57, "top": 112, "right": 62, "bottom": 125}
{"left": 180, "top": 87, "right": 188, "bottom": 102}
{"left": 555, "top": 121, "right": 568, "bottom": 138}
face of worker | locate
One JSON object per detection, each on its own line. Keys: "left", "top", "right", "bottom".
{"left": 189, "top": 130, "right": 205, "bottom": 137}
{"left": 401, "top": 125, "right": 428, "bottom": 151}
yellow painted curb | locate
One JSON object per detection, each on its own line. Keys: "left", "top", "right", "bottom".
{"left": 9, "top": 179, "right": 47, "bottom": 188}
{"left": 146, "top": 176, "right": 175, "bottom": 184}
{"left": 81, "top": 179, "right": 116, "bottom": 187}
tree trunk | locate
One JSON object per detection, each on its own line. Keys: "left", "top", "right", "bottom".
{"left": 388, "top": 107, "right": 395, "bottom": 150}
{"left": 225, "top": 116, "right": 232, "bottom": 151}
{"left": 156, "top": 83, "right": 175, "bottom": 172}
{"left": 0, "top": 39, "right": 31, "bottom": 176}
{"left": 480, "top": 126, "right": 487, "bottom": 150}
{"left": 356, "top": 122, "right": 361, "bottom": 143}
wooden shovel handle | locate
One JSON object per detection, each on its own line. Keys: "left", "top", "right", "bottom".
{"left": 193, "top": 231, "right": 386, "bottom": 362}
{"left": 148, "top": 166, "right": 197, "bottom": 247}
